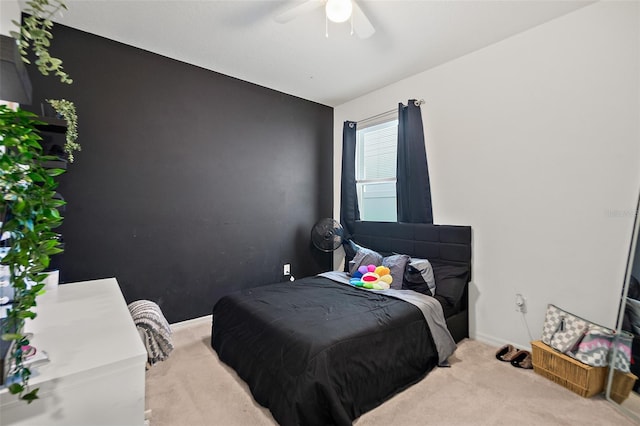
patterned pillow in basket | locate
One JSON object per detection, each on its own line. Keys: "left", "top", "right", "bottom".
{"left": 573, "top": 325, "right": 614, "bottom": 367}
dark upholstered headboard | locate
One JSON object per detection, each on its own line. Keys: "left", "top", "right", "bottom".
{"left": 350, "top": 222, "right": 472, "bottom": 275}
{"left": 349, "top": 222, "right": 472, "bottom": 343}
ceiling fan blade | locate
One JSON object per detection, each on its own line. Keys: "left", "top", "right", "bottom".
{"left": 275, "top": 0, "right": 324, "bottom": 24}
{"left": 352, "top": 1, "right": 375, "bottom": 39}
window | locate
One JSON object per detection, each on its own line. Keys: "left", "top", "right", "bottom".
{"left": 355, "top": 114, "right": 398, "bottom": 222}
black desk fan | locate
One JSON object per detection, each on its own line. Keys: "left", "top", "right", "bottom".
{"left": 311, "top": 218, "right": 344, "bottom": 252}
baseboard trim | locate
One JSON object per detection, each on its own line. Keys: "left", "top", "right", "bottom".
{"left": 474, "top": 332, "right": 531, "bottom": 351}
{"left": 170, "top": 314, "right": 212, "bottom": 331}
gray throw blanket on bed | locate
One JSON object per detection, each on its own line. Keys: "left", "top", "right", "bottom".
{"left": 318, "top": 271, "right": 457, "bottom": 365}
{"left": 128, "top": 300, "right": 173, "bottom": 365}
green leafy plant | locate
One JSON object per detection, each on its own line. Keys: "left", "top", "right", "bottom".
{"left": 47, "top": 99, "right": 80, "bottom": 162}
{"left": 10, "top": 0, "right": 72, "bottom": 84}
{"left": 0, "top": 106, "right": 66, "bottom": 402}
{"left": 2, "top": 0, "right": 77, "bottom": 404}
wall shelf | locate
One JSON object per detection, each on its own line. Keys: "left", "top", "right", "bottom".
{"left": 41, "top": 159, "right": 68, "bottom": 170}
{"left": 35, "top": 116, "right": 67, "bottom": 134}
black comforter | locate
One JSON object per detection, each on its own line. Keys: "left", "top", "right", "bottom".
{"left": 211, "top": 276, "right": 439, "bottom": 425}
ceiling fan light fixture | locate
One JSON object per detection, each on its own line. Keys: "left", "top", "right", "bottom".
{"left": 325, "top": 0, "right": 352, "bottom": 23}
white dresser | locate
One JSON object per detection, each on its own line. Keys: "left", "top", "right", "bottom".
{"left": 0, "top": 278, "right": 147, "bottom": 426}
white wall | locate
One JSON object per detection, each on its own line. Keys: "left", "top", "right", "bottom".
{"left": 0, "top": 0, "right": 20, "bottom": 36}
{"left": 333, "top": 1, "right": 640, "bottom": 349}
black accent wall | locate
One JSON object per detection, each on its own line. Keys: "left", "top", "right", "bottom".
{"left": 26, "top": 23, "right": 333, "bottom": 323}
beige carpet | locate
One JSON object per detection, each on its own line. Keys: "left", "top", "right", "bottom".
{"left": 145, "top": 318, "right": 636, "bottom": 426}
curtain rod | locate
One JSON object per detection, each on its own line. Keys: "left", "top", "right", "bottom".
{"left": 351, "top": 99, "right": 425, "bottom": 128}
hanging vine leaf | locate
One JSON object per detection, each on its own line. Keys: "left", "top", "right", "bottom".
{"left": 22, "top": 388, "right": 40, "bottom": 403}
{"left": 46, "top": 99, "right": 80, "bottom": 162}
{"left": 10, "top": 0, "right": 72, "bottom": 84}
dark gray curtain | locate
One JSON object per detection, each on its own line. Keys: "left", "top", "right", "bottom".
{"left": 340, "top": 121, "right": 359, "bottom": 238}
{"left": 397, "top": 100, "right": 433, "bottom": 223}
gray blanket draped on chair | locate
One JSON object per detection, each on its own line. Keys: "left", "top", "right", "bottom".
{"left": 128, "top": 300, "right": 173, "bottom": 365}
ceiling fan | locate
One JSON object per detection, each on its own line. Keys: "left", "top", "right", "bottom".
{"left": 275, "top": 0, "right": 376, "bottom": 39}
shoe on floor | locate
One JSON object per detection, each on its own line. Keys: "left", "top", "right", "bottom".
{"left": 510, "top": 350, "right": 533, "bottom": 369}
{"left": 495, "top": 344, "right": 520, "bottom": 362}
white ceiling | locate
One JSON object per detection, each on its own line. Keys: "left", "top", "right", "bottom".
{"left": 49, "top": 0, "right": 592, "bottom": 107}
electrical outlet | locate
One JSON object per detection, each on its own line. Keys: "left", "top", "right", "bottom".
{"left": 515, "top": 293, "right": 526, "bottom": 313}
{"left": 283, "top": 264, "right": 290, "bottom": 276}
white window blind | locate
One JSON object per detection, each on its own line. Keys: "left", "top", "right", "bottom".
{"left": 356, "top": 116, "right": 398, "bottom": 222}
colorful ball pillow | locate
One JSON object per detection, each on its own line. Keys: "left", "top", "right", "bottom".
{"left": 349, "top": 264, "right": 393, "bottom": 290}
{"left": 346, "top": 243, "right": 410, "bottom": 291}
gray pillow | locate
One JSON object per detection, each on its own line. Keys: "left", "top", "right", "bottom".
{"left": 348, "top": 246, "right": 383, "bottom": 275}
{"left": 407, "top": 258, "right": 436, "bottom": 295}
{"left": 432, "top": 262, "right": 470, "bottom": 309}
{"left": 382, "top": 254, "right": 410, "bottom": 290}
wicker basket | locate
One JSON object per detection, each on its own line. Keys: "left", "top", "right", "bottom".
{"left": 608, "top": 370, "right": 638, "bottom": 404}
{"left": 531, "top": 340, "right": 608, "bottom": 397}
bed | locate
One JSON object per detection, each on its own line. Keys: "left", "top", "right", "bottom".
{"left": 211, "top": 222, "right": 472, "bottom": 425}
